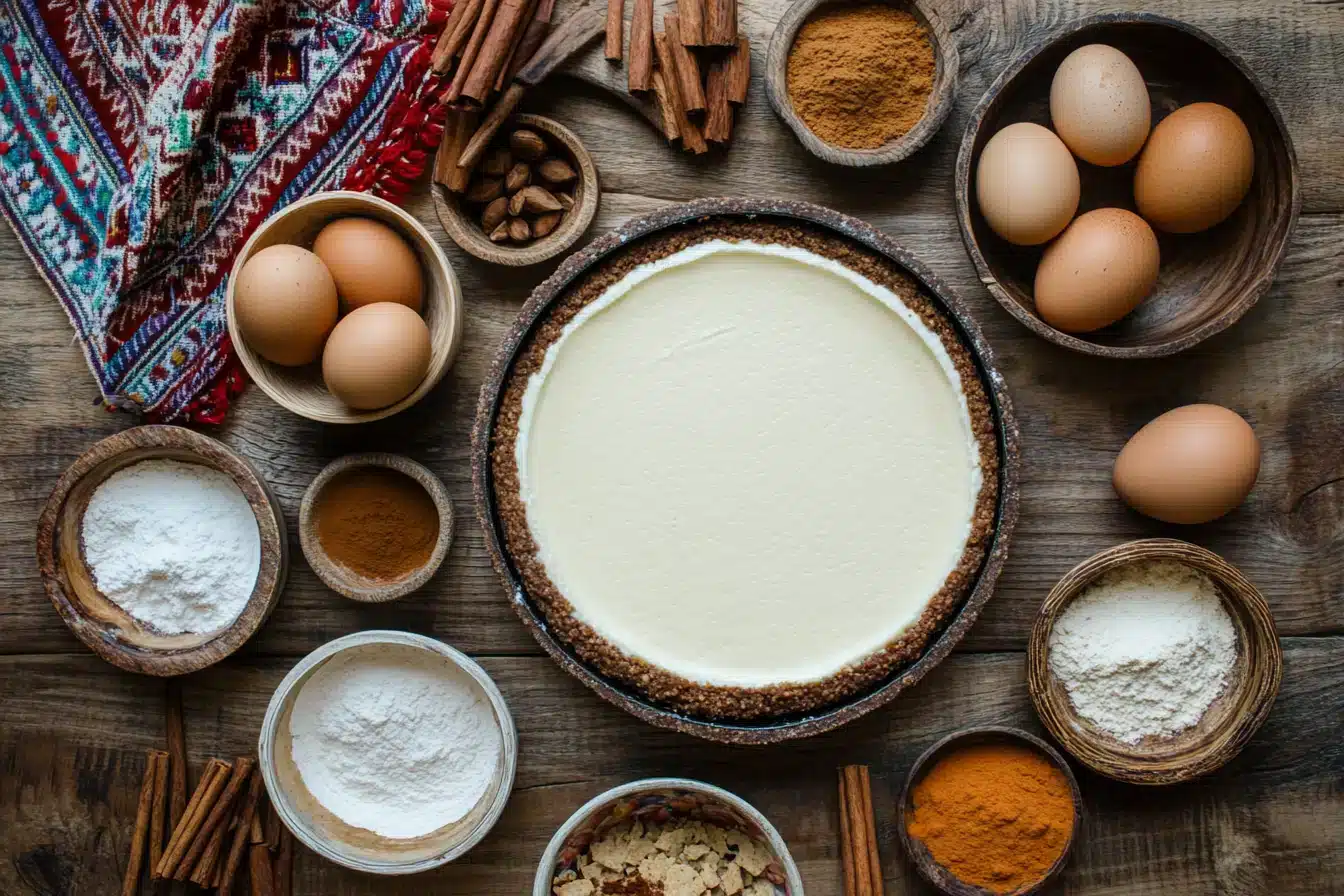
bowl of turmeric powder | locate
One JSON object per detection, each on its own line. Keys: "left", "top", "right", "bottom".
{"left": 765, "top": 0, "right": 959, "bottom": 166}
{"left": 897, "top": 727, "right": 1082, "bottom": 896}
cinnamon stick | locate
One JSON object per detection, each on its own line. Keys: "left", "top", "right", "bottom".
{"left": 676, "top": 0, "right": 704, "bottom": 46}
{"left": 121, "top": 752, "right": 158, "bottom": 896}
{"left": 504, "top": 0, "right": 556, "bottom": 84}
{"left": 662, "top": 15, "right": 705, "bottom": 112}
{"left": 189, "top": 820, "right": 228, "bottom": 887}
{"left": 838, "top": 769, "right": 857, "bottom": 896}
{"left": 653, "top": 31, "right": 707, "bottom": 153}
{"left": 436, "top": 0, "right": 487, "bottom": 71}
{"left": 839, "top": 766, "right": 884, "bottom": 896}
{"left": 447, "top": 0, "right": 502, "bottom": 101}
{"left": 273, "top": 825, "right": 293, "bottom": 896}
{"left": 605, "top": 0, "right": 624, "bottom": 60}
{"left": 219, "top": 768, "right": 266, "bottom": 896}
{"left": 704, "top": 0, "right": 735, "bottom": 47}
{"left": 264, "top": 800, "right": 282, "bottom": 853}
{"left": 725, "top": 35, "right": 750, "bottom": 104}
{"left": 650, "top": 70, "right": 680, "bottom": 141}
{"left": 433, "top": 0, "right": 482, "bottom": 73}
{"left": 175, "top": 758, "right": 254, "bottom": 881}
{"left": 460, "top": 0, "right": 532, "bottom": 103}
{"left": 147, "top": 749, "right": 169, "bottom": 876}
{"left": 704, "top": 56, "right": 733, "bottom": 143}
{"left": 157, "top": 758, "right": 228, "bottom": 879}
{"left": 627, "top": 0, "right": 654, "bottom": 92}
{"left": 248, "top": 814, "right": 276, "bottom": 896}
{"left": 166, "top": 679, "right": 187, "bottom": 831}
{"left": 437, "top": 108, "right": 482, "bottom": 192}
{"left": 496, "top": 0, "right": 543, "bottom": 90}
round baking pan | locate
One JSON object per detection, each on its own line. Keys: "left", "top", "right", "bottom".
{"left": 472, "top": 198, "right": 1020, "bottom": 744}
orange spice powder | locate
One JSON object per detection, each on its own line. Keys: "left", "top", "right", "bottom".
{"left": 785, "top": 5, "right": 935, "bottom": 149}
{"left": 906, "top": 743, "right": 1075, "bottom": 894}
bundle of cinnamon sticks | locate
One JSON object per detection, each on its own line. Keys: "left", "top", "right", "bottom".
{"left": 838, "top": 765, "right": 886, "bottom": 896}
{"left": 622, "top": 0, "right": 749, "bottom": 151}
{"left": 121, "top": 685, "right": 293, "bottom": 896}
{"left": 431, "top": 0, "right": 558, "bottom": 192}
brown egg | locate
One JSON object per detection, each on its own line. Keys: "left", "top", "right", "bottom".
{"left": 312, "top": 217, "right": 425, "bottom": 314}
{"left": 976, "top": 122, "right": 1081, "bottom": 246}
{"left": 232, "top": 244, "right": 338, "bottom": 366}
{"left": 1134, "top": 103, "right": 1254, "bottom": 233}
{"left": 1113, "top": 404, "right": 1260, "bottom": 524}
{"left": 1034, "top": 208, "right": 1160, "bottom": 333}
{"left": 322, "top": 302, "right": 432, "bottom": 410}
{"left": 1049, "top": 44, "right": 1152, "bottom": 167}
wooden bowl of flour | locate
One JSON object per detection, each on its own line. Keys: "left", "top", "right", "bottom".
{"left": 1027, "top": 539, "right": 1281, "bottom": 784}
{"left": 36, "top": 426, "right": 288, "bottom": 676}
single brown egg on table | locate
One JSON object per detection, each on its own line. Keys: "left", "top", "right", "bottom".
{"left": 1134, "top": 103, "right": 1255, "bottom": 233}
{"left": 1049, "top": 44, "right": 1152, "bottom": 167}
{"left": 322, "top": 302, "right": 431, "bottom": 410}
{"left": 312, "top": 217, "right": 425, "bottom": 314}
{"left": 232, "top": 244, "right": 338, "bottom": 366}
{"left": 1035, "top": 208, "right": 1160, "bottom": 333}
{"left": 976, "top": 122, "right": 1081, "bottom": 246}
{"left": 1113, "top": 403, "right": 1260, "bottom": 524}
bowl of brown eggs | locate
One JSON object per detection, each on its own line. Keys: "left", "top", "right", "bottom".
{"left": 226, "top": 191, "right": 464, "bottom": 424}
{"left": 955, "top": 13, "right": 1300, "bottom": 359}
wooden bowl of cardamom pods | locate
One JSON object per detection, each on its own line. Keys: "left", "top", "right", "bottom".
{"left": 434, "top": 114, "right": 600, "bottom": 267}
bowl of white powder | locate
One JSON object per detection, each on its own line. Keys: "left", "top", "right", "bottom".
{"left": 1027, "top": 538, "right": 1282, "bottom": 785}
{"left": 37, "top": 425, "right": 288, "bottom": 676}
{"left": 259, "top": 630, "right": 517, "bottom": 874}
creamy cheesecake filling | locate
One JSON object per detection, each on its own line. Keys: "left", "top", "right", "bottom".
{"left": 515, "top": 241, "right": 983, "bottom": 689}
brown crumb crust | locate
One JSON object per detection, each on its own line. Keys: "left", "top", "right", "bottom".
{"left": 490, "top": 220, "right": 999, "bottom": 720}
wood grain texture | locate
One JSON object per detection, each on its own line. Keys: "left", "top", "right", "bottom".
{"left": 0, "top": 0, "right": 1342, "bottom": 891}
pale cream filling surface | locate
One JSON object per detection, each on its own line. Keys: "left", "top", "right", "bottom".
{"left": 516, "top": 241, "right": 982, "bottom": 688}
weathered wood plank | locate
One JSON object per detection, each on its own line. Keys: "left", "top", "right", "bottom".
{"left": 0, "top": 641, "right": 1339, "bottom": 894}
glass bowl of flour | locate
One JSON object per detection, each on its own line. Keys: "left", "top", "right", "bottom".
{"left": 259, "top": 630, "right": 518, "bottom": 873}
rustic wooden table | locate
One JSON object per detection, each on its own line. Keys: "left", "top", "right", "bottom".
{"left": 2, "top": 0, "right": 1341, "bottom": 893}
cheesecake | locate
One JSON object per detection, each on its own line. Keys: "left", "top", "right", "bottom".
{"left": 491, "top": 220, "right": 998, "bottom": 719}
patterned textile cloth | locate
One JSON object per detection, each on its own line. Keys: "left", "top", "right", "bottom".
{"left": 0, "top": 0, "right": 451, "bottom": 422}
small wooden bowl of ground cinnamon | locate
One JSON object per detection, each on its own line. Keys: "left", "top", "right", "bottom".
{"left": 897, "top": 726, "right": 1082, "bottom": 896}
{"left": 765, "top": 0, "right": 959, "bottom": 166}
{"left": 299, "top": 454, "right": 453, "bottom": 602}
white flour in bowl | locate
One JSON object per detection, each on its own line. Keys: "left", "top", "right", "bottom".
{"left": 81, "top": 459, "right": 261, "bottom": 634}
{"left": 1048, "top": 560, "right": 1238, "bottom": 744}
{"left": 288, "top": 645, "right": 502, "bottom": 839}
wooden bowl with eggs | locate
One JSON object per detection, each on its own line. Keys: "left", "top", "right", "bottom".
{"left": 227, "top": 191, "right": 464, "bottom": 424}
{"left": 955, "top": 13, "right": 1300, "bottom": 358}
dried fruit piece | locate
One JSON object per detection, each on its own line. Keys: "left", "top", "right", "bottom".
{"left": 538, "top": 158, "right": 577, "bottom": 185}
{"left": 504, "top": 162, "right": 532, "bottom": 194}
{"left": 489, "top": 221, "right": 511, "bottom": 242}
{"left": 557, "top": 192, "right": 576, "bottom": 211}
{"left": 481, "top": 148, "right": 512, "bottom": 177}
{"left": 533, "top": 211, "right": 563, "bottom": 238}
{"left": 508, "top": 218, "right": 531, "bottom": 242}
{"left": 508, "top": 190, "right": 527, "bottom": 216}
{"left": 519, "top": 185, "right": 563, "bottom": 214}
{"left": 509, "top": 128, "right": 548, "bottom": 160}
{"left": 465, "top": 177, "right": 503, "bottom": 203}
{"left": 481, "top": 196, "right": 509, "bottom": 232}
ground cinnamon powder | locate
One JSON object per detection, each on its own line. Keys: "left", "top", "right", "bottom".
{"left": 786, "top": 5, "right": 935, "bottom": 149}
{"left": 314, "top": 467, "right": 439, "bottom": 581}
{"left": 906, "top": 743, "right": 1074, "bottom": 893}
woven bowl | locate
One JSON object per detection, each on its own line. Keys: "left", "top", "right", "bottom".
{"left": 298, "top": 453, "right": 454, "bottom": 603}
{"left": 897, "top": 727, "right": 1083, "bottom": 896}
{"left": 1027, "top": 539, "right": 1282, "bottom": 784}
{"left": 955, "top": 13, "right": 1300, "bottom": 358}
{"left": 434, "top": 114, "right": 599, "bottom": 267}
{"left": 36, "top": 425, "right": 288, "bottom": 676}
{"left": 226, "top": 190, "right": 464, "bottom": 424}
{"left": 765, "top": 0, "right": 958, "bottom": 166}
